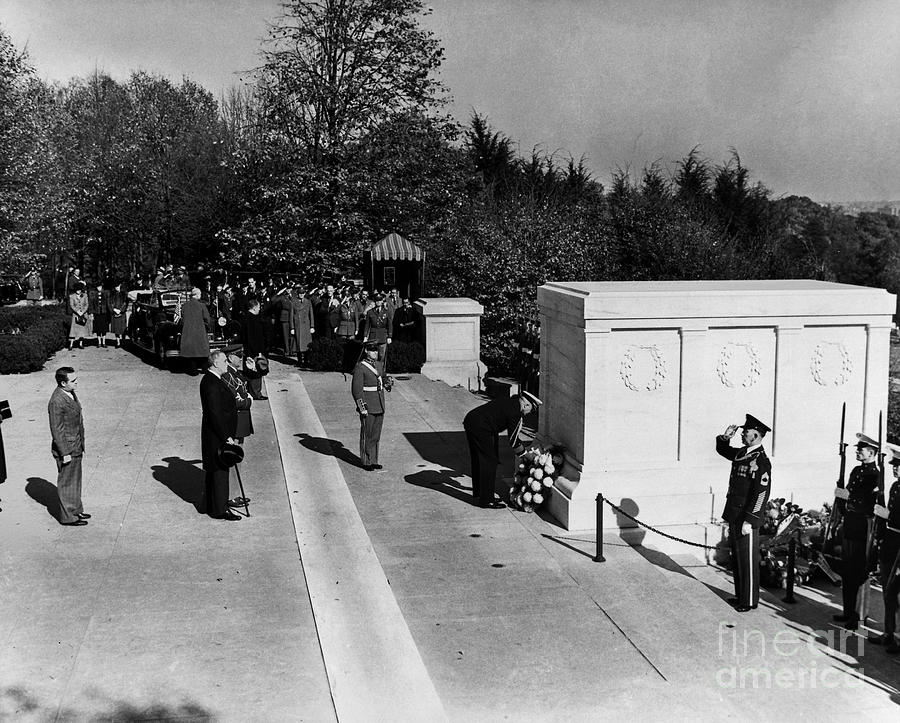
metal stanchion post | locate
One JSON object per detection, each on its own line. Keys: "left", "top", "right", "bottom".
{"left": 594, "top": 493, "right": 605, "bottom": 562}
{"left": 782, "top": 532, "right": 797, "bottom": 604}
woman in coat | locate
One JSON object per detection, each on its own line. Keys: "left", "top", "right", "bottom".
{"left": 290, "top": 286, "right": 315, "bottom": 365}
{"left": 179, "top": 287, "right": 211, "bottom": 375}
{"left": 68, "top": 285, "right": 90, "bottom": 349}
{"left": 107, "top": 282, "right": 128, "bottom": 347}
{"left": 88, "top": 282, "right": 109, "bottom": 347}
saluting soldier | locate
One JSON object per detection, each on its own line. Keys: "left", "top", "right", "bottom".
{"left": 716, "top": 414, "right": 772, "bottom": 612}
{"left": 363, "top": 293, "right": 392, "bottom": 360}
{"left": 870, "top": 442, "right": 900, "bottom": 652}
{"left": 464, "top": 391, "right": 541, "bottom": 509}
{"left": 832, "top": 432, "right": 882, "bottom": 629}
{"left": 352, "top": 342, "right": 387, "bottom": 471}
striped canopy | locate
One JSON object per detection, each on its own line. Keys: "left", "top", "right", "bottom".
{"left": 371, "top": 233, "right": 423, "bottom": 262}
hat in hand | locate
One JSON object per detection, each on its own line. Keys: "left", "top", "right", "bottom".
{"left": 217, "top": 442, "right": 244, "bottom": 468}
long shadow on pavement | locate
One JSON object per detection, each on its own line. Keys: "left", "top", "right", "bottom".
{"left": 25, "top": 477, "right": 59, "bottom": 519}
{"left": 404, "top": 468, "right": 479, "bottom": 507}
{"left": 295, "top": 432, "right": 362, "bottom": 467}
{"left": 150, "top": 456, "right": 204, "bottom": 512}
{"left": 403, "top": 430, "right": 470, "bottom": 473}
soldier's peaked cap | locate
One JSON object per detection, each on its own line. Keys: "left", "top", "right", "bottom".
{"left": 520, "top": 390, "right": 543, "bottom": 406}
{"left": 363, "top": 341, "right": 380, "bottom": 351}
{"left": 743, "top": 414, "right": 770, "bottom": 435}
{"left": 856, "top": 432, "right": 880, "bottom": 450}
{"left": 885, "top": 441, "right": 900, "bottom": 465}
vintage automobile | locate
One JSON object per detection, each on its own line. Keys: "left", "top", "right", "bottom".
{"left": 0, "top": 275, "right": 25, "bottom": 305}
{"left": 127, "top": 287, "right": 239, "bottom": 368}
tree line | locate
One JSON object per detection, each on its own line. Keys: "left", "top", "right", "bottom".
{"left": 2, "top": 1, "right": 900, "bottom": 373}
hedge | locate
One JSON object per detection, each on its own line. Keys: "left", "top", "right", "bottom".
{"left": 0, "top": 305, "right": 70, "bottom": 374}
{"left": 307, "top": 337, "right": 425, "bottom": 373}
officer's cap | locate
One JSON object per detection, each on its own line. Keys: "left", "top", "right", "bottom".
{"left": 363, "top": 341, "right": 380, "bottom": 351}
{"left": 520, "top": 390, "right": 543, "bottom": 407}
{"left": 886, "top": 441, "right": 900, "bottom": 466}
{"left": 743, "top": 413, "right": 770, "bottom": 436}
{"left": 222, "top": 344, "right": 243, "bottom": 357}
{"left": 856, "top": 432, "right": 880, "bottom": 450}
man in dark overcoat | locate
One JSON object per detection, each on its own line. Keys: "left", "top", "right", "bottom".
{"left": 266, "top": 286, "right": 293, "bottom": 354}
{"left": 716, "top": 414, "right": 772, "bottom": 612}
{"left": 463, "top": 391, "right": 540, "bottom": 508}
{"left": 240, "top": 299, "right": 268, "bottom": 400}
{"left": 180, "top": 287, "right": 211, "bottom": 375}
{"left": 832, "top": 432, "right": 881, "bottom": 629}
{"left": 351, "top": 343, "right": 387, "bottom": 471}
{"left": 48, "top": 366, "right": 89, "bottom": 525}
{"left": 200, "top": 350, "right": 240, "bottom": 521}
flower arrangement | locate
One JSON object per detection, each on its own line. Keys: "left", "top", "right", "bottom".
{"left": 509, "top": 444, "right": 565, "bottom": 512}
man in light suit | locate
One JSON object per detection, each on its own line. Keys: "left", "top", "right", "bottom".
{"left": 48, "top": 366, "right": 89, "bottom": 526}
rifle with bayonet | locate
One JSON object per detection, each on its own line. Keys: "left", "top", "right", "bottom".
{"left": 825, "top": 402, "right": 848, "bottom": 543}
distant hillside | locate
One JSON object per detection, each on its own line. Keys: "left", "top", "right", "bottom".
{"left": 823, "top": 200, "right": 900, "bottom": 217}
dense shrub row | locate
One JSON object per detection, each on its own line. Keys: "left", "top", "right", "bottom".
{"left": 0, "top": 305, "right": 69, "bottom": 374}
{"left": 306, "top": 338, "right": 425, "bottom": 374}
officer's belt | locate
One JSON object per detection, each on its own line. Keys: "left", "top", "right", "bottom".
{"left": 362, "top": 386, "right": 380, "bottom": 392}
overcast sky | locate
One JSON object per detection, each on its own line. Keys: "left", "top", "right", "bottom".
{"left": 3, "top": 0, "right": 899, "bottom": 202}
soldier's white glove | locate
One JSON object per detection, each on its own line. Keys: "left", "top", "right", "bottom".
{"left": 833, "top": 488, "right": 850, "bottom": 500}
{"left": 741, "top": 522, "right": 752, "bottom": 536}
{"left": 874, "top": 504, "right": 889, "bottom": 519}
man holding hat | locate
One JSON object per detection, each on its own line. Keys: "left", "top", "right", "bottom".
{"left": 871, "top": 442, "right": 900, "bottom": 652}
{"left": 463, "top": 391, "right": 541, "bottom": 509}
{"left": 352, "top": 342, "right": 387, "bottom": 471}
{"left": 200, "top": 350, "right": 241, "bottom": 521}
{"left": 716, "top": 414, "right": 772, "bottom": 612}
{"left": 832, "top": 431, "right": 882, "bottom": 629}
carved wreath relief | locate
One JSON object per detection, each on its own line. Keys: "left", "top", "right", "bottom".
{"left": 716, "top": 342, "right": 761, "bottom": 388}
{"left": 620, "top": 345, "right": 668, "bottom": 392}
{"left": 810, "top": 342, "right": 852, "bottom": 387}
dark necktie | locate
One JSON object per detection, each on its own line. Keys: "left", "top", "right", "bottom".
{"left": 71, "top": 391, "right": 79, "bottom": 405}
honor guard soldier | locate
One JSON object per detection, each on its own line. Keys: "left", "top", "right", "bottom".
{"left": 464, "top": 391, "right": 541, "bottom": 509}
{"left": 870, "top": 442, "right": 900, "bottom": 651}
{"left": 352, "top": 342, "right": 387, "bottom": 471}
{"left": 833, "top": 432, "right": 882, "bottom": 629}
{"left": 716, "top": 414, "right": 772, "bottom": 612}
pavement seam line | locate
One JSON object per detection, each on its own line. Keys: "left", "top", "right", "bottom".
{"left": 267, "top": 368, "right": 448, "bottom": 722}
{"left": 270, "top": 370, "right": 339, "bottom": 722}
{"left": 53, "top": 376, "right": 162, "bottom": 723}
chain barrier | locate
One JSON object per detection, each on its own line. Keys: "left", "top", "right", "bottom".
{"left": 602, "top": 497, "right": 718, "bottom": 551}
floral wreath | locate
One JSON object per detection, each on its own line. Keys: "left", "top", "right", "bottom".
{"left": 510, "top": 444, "right": 565, "bottom": 512}
{"left": 810, "top": 342, "right": 852, "bottom": 387}
{"left": 716, "top": 342, "right": 760, "bottom": 388}
{"left": 620, "top": 345, "right": 667, "bottom": 392}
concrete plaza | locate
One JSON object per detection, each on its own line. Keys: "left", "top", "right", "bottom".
{"left": 1, "top": 348, "right": 898, "bottom": 721}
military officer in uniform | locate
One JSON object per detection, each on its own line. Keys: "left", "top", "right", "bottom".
{"left": 352, "top": 342, "right": 387, "bottom": 471}
{"left": 716, "top": 414, "right": 772, "bottom": 612}
{"left": 832, "top": 432, "right": 882, "bottom": 629}
{"left": 363, "top": 293, "right": 392, "bottom": 360}
{"left": 870, "top": 442, "right": 900, "bottom": 652}
{"left": 463, "top": 391, "right": 541, "bottom": 509}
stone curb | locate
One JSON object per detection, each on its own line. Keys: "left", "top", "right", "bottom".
{"left": 267, "top": 369, "right": 447, "bottom": 722}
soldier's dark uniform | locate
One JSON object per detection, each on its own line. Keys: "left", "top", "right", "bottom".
{"left": 351, "top": 348, "right": 386, "bottom": 470}
{"left": 363, "top": 302, "right": 392, "bottom": 361}
{"left": 838, "top": 452, "right": 880, "bottom": 625}
{"left": 716, "top": 418, "right": 772, "bottom": 610}
{"left": 875, "top": 455, "right": 900, "bottom": 652}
